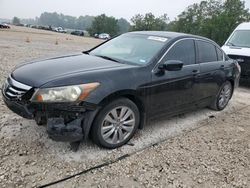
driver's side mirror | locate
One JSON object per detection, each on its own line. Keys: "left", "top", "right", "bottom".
{"left": 158, "top": 60, "right": 184, "bottom": 71}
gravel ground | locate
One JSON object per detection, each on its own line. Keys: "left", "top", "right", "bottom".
{"left": 0, "top": 26, "right": 249, "bottom": 188}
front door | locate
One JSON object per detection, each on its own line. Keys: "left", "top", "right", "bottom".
{"left": 148, "top": 39, "right": 200, "bottom": 116}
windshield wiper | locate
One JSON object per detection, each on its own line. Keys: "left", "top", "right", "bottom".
{"left": 95, "top": 55, "right": 120, "bottom": 63}
{"left": 82, "top": 51, "right": 89, "bottom": 55}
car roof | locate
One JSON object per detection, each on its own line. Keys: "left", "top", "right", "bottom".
{"left": 128, "top": 31, "right": 217, "bottom": 44}
{"left": 129, "top": 31, "right": 189, "bottom": 38}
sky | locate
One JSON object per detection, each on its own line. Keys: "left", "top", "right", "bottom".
{"left": 0, "top": 0, "right": 250, "bottom": 21}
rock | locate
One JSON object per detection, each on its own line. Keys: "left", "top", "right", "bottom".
{"left": 237, "top": 127, "right": 245, "bottom": 132}
{"left": 197, "top": 179, "right": 203, "bottom": 184}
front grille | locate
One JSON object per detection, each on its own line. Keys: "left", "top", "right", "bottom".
{"left": 228, "top": 55, "right": 250, "bottom": 77}
{"left": 3, "top": 76, "right": 32, "bottom": 100}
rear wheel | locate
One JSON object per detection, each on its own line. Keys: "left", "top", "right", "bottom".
{"left": 210, "top": 81, "right": 233, "bottom": 111}
{"left": 91, "top": 98, "right": 140, "bottom": 149}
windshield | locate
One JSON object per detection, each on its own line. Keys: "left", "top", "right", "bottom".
{"left": 89, "top": 34, "right": 168, "bottom": 65}
{"left": 227, "top": 30, "right": 250, "bottom": 48}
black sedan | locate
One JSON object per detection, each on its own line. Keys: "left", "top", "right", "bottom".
{"left": 2, "top": 31, "right": 241, "bottom": 149}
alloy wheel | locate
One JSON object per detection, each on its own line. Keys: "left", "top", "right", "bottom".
{"left": 101, "top": 106, "right": 136, "bottom": 145}
{"left": 218, "top": 83, "right": 232, "bottom": 109}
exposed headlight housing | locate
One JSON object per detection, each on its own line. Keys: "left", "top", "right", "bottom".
{"left": 31, "top": 83, "right": 100, "bottom": 103}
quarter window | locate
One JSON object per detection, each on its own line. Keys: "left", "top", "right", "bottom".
{"left": 197, "top": 41, "right": 217, "bottom": 63}
{"left": 163, "top": 39, "right": 195, "bottom": 65}
{"left": 216, "top": 47, "right": 224, "bottom": 61}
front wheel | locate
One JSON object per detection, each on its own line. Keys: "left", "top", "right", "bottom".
{"left": 209, "top": 81, "right": 233, "bottom": 111}
{"left": 91, "top": 98, "right": 140, "bottom": 149}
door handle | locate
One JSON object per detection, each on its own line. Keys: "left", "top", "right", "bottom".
{"left": 192, "top": 70, "right": 200, "bottom": 79}
{"left": 192, "top": 69, "right": 199, "bottom": 74}
{"left": 220, "top": 65, "right": 225, "bottom": 69}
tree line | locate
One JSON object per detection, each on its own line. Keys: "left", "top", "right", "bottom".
{"left": 168, "top": 0, "right": 250, "bottom": 45}
{"left": 19, "top": 12, "right": 130, "bottom": 35}
{"left": 15, "top": 0, "right": 250, "bottom": 45}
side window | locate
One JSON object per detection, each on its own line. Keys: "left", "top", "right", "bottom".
{"left": 197, "top": 41, "right": 217, "bottom": 63}
{"left": 164, "top": 39, "right": 195, "bottom": 65}
{"left": 216, "top": 47, "right": 224, "bottom": 61}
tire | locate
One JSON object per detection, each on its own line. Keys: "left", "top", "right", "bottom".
{"left": 209, "top": 81, "right": 233, "bottom": 111}
{"left": 91, "top": 98, "right": 140, "bottom": 149}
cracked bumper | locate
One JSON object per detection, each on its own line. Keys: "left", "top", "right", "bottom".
{"left": 3, "top": 95, "right": 33, "bottom": 119}
{"left": 47, "top": 118, "right": 83, "bottom": 142}
{"left": 2, "top": 91, "right": 99, "bottom": 142}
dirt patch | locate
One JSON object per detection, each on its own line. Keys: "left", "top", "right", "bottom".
{"left": 65, "top": 104, "right": 250, "bottom": 188}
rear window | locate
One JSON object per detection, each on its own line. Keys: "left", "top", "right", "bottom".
{"left": 197, "top": 41, "right": 217, "bottom": 63}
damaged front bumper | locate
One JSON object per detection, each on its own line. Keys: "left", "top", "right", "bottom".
{"left": 47, "top": 118, "right": 83, "bottom": 142}
{"left": 2, "top": 90, "right": 100, "bottom": 142}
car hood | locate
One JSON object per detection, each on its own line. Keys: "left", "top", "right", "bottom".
{"left": 12, "top": 54, "right": 128, "bottom": 87}
{"left": 222, "top": 45, "right": 250, "bottom": 57}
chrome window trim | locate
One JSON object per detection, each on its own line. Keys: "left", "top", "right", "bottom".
{"left": 152, "top": 38, "right": 222, "bottom": 73}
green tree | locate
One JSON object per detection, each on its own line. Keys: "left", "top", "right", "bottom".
{"left": 21, "top": 17, "right": 39, "bottom": 25}
{"left": 117, "top": 18, "right": 130, "bottom": 34}
{"left": 130, "top": 13, "right": 169, "bottom": 31}
{"left": 169, "top": 1, "right": 223, "bottom": 35}
{"left": 88, "top": 14, "right": 119, "bottom": 36}
{"left": 77, "top": 15, "right": 95, "bottom": 30}
{"left": 38, "top": 12, "right": 95, "bottom": 30}
{"left": 12, "top": 17, "right": 20, "bottom": 25}
{"left": 39, "top": 12, "right": 62, "bottom": 27}
{"left": 169, "top": 0, "right": 250, "bottom": 45}
{"left": 218, "top": 0, "right": 250, "bottom": 44}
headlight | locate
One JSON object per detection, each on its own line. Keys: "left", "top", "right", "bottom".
{"left": 31, "top": 83, "right": 100, "bottom": 102}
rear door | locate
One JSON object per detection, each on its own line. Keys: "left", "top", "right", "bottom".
{"left": 195, "top": 40, "right": 223, "bottom": 101}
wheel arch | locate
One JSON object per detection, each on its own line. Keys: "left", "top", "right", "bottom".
{"left": 84, "top": 90, "right": 146, "bottom": 139}
{"left": 227, "top": 78, "right": 235, "bottom": 99}
{"left": 98, "top": 90, "right": 146, "bottom": 129}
